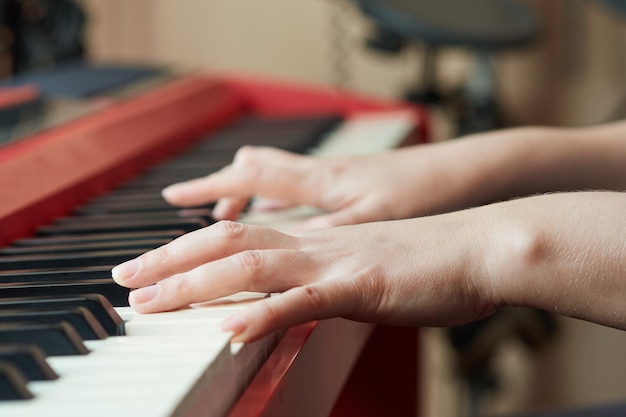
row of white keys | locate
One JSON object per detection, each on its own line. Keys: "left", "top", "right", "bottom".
{"left": 0, "top": 292, "right": 277, "bottom": 417}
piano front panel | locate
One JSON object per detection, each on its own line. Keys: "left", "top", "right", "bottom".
{"left": 0, "top": 73, "right": 428, "bottom": 417}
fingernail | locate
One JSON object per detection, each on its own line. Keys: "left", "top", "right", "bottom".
{"left": 212, "top": 205, "right": 228, "bottom": 220}
{"left": 161, "top": 185, "right": 176, "bottom": 199}
{"left": 129, "top": 285, "right": 160, "bottom": 304}
{"left": 162, "top": 183, "right": 186, "bottom": 200}
{"left": 221, "top": 314, "right": 247, "bottom": 336}
{"left": 112, "top": 258, "right": 140, "bottom": 283}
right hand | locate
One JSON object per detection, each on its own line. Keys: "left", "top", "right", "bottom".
{"left": 113, "top": 213, "right": 500, "bottom": 342}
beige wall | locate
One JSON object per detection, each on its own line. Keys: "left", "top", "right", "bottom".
{"left": 79, "top": 0, "right": 626, "bottom": 128}
{"left": 79, "top": 0, "right": 423, "bottom": 100}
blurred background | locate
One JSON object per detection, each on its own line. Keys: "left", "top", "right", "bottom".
{"left": 2, "top": 1, "right": 626, "bottom": 416}
{"left": 79, "top": 0, "right": 626, "bottom": 129}
{"left": 2, "top": 0, "right": 626, "bottom": 130}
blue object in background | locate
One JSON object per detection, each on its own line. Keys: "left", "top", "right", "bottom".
{"left": 2, "top": 61, "right": 164, "bottom": 99}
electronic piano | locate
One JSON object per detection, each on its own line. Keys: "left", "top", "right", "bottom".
{"left": 0, "top": 72, "right": 428, "bottom": 417}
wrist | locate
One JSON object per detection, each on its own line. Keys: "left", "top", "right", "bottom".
{"left": 484, "top": 192, "right": 626, "bottom": 329}
{"left": 456, "top": 127, "right": 560, "bottom": 205}
{"left": 400, "top": 126, "right": 557, "bottom": 214}
{"left": 478, "top": 198, "right": 548, "bottom": 311}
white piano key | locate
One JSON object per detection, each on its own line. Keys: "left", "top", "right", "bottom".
{"left": 124, "top": 292, "right": 268, "bottom": 337}
{"left": 114, "top": 306, "right": 137, "bottom": 321}
{"left": 313, "top": 110, "right": 417, "bottom": 156}
{"left": 3, "top": 333, "right": 234, "bottom": 417}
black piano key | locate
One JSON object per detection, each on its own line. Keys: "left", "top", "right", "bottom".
{"left": 0, "top": 307, "right": 109, "bottom": 340}
{"left": 205, "top": 117, "right": 341, "bottom": 148}
{"left": 0, "top": 361, "right": 33, "bottom": 401}
{"left": 169, "top": 115, "right": 340, "bottom": 155}
{"left": 75, "top": 202, "right": 181, "bottom": 215}
{"left": 11, "top": 231, "right": 185, "bottom": 247}
{"left": 0, "top": 267, "right": 116, "bottom": 283}
{"left": 141, "top": 160, "right": 228, "bottom": 173}
{"left": 0, "top": 322, "right": 90, "bottom": 356}
{"left": 0, "top": 295, "right": 124, "bottom": 337}
{"left": 0, "top": 344, "right": 58, "bottom": 381}
{"left": 0, "top": 238, "right": 171, "bottom": 256}
{"left": 207, "top": 124, "right": 334, "bottom": 144}
{"left": 112, "top": 177, "right": 203, "bottom": 190}
{"left": 54, "top": 209, "right": 214, "bottom": 225}
{"left": 154, "top": 154, "right": 237, "bottom": 171}
{"left": 233, "top": 114, "right": 341, "bottom": 130}
{"left": 0, "top": 249, "right": 146, "bottom": 271}
{"left": 84, "top": 192, "right": 173, "bottom": 205}
{"left": 0, "top": 280, "right": 130, "bottom": 307}
{"left": 152, "top": 159, "right": 227, "bottom": 170}
{"left": 36, "top": 217, "right": 212, "bottom": 235}
{"left": 74, "top": 200, "right": 199, "bottom": 215}
{"left": 127, "top": 161, "right": 228, "bottom": 179}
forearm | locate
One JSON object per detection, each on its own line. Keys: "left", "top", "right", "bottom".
{"left": 484, "top": 191, "right": 626, "bottom": 329}
{"left": 481, "top": 121, "right": 626, "bottom": 197}
{"left": 397, "top": 121, "right": 626, "bottom": 213}
{"left": 112, "top": 189, "right": 626, "bottom": 340}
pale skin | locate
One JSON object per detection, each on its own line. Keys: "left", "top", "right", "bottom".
{"left": 112, "top": 120, "right": 626, "bottom": 342}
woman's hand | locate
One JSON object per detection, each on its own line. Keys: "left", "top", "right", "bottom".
{"left": 161, "top": 142, "right": 490, "bottom": 230}
{"left": 162, "top": 121, "right": 626, "bottom": 232}
{"left": 112, "top": 211, "right": 500, "bottom": 342}
{"left": 113, "top": 191, "right": 626, "bottom": 342}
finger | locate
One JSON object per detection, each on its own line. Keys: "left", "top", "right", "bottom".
{"left": 128, "top": 248, "right": 309, "bottom": 313}
{"left": 230, "top": 146, "right": 323, "bottom": 205}
{"left": 161, "top": 165, "right": 251, "bottom": 208}
{"left": 220, "top": 281, "right": 358, "bottom": 342}
{"left": 112, "top": 221, "right": 296, "bottom": 288}
{"left": 212, "top": 197, "right": 249, "bottom": 220}
{"left": 210, "top": 196, "right": 296, "bottom": 222}
{"left": 162, "top": 146, "right": 319, "bottom": 208}
{"left": 249, "top": 197, "right": 296, "bottom": 212}
{"left": 295, "top": 200, "right": 381, "bottom": 231}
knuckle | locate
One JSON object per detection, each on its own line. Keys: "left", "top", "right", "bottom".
{"left": 256, "top": 300, "right": 281, "bottom": 325}
{"left": 317, "top": 159, "right": 347, "bottom": 189}
{"left": 170, "top": 275, "right": 194, "bottom": 301}
{"left": 351, "top": 264, "right": 385, "bottom": 295}
{"left": 349, "top": 265, "right": 388, "bottom": 316}
{"left": 214, "top": 220, "right": 245, "bottom": 239}
{"left": 146, "top": 243, "right": 177, "bottom": 270}
{"left": 237, "top": 250, "right": 264, "bottom": 275}
{"left": 233, "top": 146, "right": 258, "bottom": 166}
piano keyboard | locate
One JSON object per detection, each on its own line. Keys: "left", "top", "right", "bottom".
{"left": 0, "top": 109, "right": 417, "bottom": 417}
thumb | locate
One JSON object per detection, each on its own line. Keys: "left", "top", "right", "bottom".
{"left": 295, "top": 201, "right": 381, "bottom": 230}
{"left": 221, "top": 282, "right": 356, "bottom": 342}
